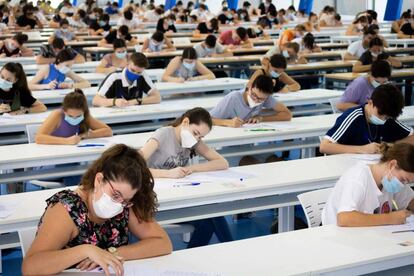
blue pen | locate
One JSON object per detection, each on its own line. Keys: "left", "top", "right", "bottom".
{"left": 77, "top": 144, "right": 105, "bottom": 147}
{"left": 173, "top": 182, "right": 201, "bottom": 187}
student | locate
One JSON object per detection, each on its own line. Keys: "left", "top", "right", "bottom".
{"left": 219, "top": 27, "right": 253, "bottom": 48}
{"left": 156, "top": 17, "right": 176, "bottom": 33}
{"left": 343, "top": 28, "right": 377, "bottom": 60}
{"left": 96, "top": 39, "right": 128, "bottom": 74}
{"left": 397, "top": 13, "right": 414, "bottom": 38}
{"left": 322, "top": 143, "right": 414, "bottom": 226}
{"left": 117, "top": 9, "right": 140, "bottom": 29}
{"left": 52, "top": 19, "right": 78, "bottom": 42}
{"left": 249, "top": 54, "right": 300, "bottom": 93}
{"left": 0, "top": 33, "right": 32, "bottom": 57}
{"left": 304, "top": 12, "right": 320, "bottom": 32}
{"left": 392, "top": 11, "right": 410, "bottom": 34}
{"left": 278, "top": 24, "right": 306, "bottom": 47}
{"left": 345, "top": 15, "right": 369, "bottom": 36}
{"left": 352, "top": 37, "right": 402, "bottom": 73}
{"left": 320, "top": 84, "right": 412, "bottom": 155}
{"left": 162, "top": 47, "right": 215, "bottom": 83}
{"left": 98, "top": 25, "right": 138, "bottom": 48}
{"left": 142, "top": 31, "right": 175, "bottom": 52}
{"left": 258, "top": 0, "right": 276, "bottom": 16}
{"left": 93, "top": 52, "right": 161, "bottom": 107}
{"left": 338, "top": 60, "right": 391, "bottom": 112}
{"left": 0, "top": 62, "right": 46, "bottom": 115}
{"left": 264, "top": 42, "right": 307, "bottom": 64}
{"left": 29, "top": 49, "right": 91, "bottom": 91}
{"left": 139, "top": 107, "right": 232, "bottom": 248}
{"left": 16, "top": 4, "right": 43, "bottom": 29}
{"left": 296, "top": 33, "right": 322, "bottom": 53}
{"left": 319, "top": 6, "right": 336, "bottom": 27}
{"left": 193, "top": 17, "right": 219, "bottom": 36}
{"left": 89, "top": 13, "right": 111, "bottom": 35}
{"left": 36, "top": 89, "right": 112, "bottom": 145}
{"left": 68, "top": 9, "right": 89, "bottom": 29}
{"left": 22, "top": 144, "right": 172, "bottom": 275}
{"left": 210, "top": 75, "right": 292, "bottom": 127}
{"left": 37, "top": 37, "right": 85, "bottom": 65}
{"left": 193, "top": 35, "right": 232, "bottom": 58}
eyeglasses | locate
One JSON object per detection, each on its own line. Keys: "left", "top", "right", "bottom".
{"left": 107, "top": 181, "right": 134, "bottom": 208}
{"left": 250, "top": 89, "right": 268, "bottom": 102}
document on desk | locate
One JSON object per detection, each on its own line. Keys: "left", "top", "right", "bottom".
{"left": 0, "top": 201, "right": 18, "bottom": 218}
{"left": 243, "top": 122, "right": 296, "bottom": 132}
{"left": 0, "top": 112, "right": 48, "bottom": 122}
{"left": 154, "top": 169, "right": 256, "bottom": 189}
{"left": 381, "top": 215, "right": 414, "bottom": 234}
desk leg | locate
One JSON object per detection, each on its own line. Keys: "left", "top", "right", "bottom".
{"left": 278, "top": 206, "right": 295, "bottom": 232}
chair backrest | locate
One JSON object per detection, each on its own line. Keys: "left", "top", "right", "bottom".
{"left": 18, "top": 227, "right": 37, "bottom": 257}
{"left": 172, "top": 37, "right": 191, "bottom": 45}
{"left": 297, "top": 188, "right": 333, "bottom": 228}
{"left": 329, "top": 98, "right": 341, "bottom": 114}
{"left": 25, "top": 124, "right": 42, "bottom": 144}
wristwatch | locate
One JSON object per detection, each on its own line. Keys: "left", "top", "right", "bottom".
{"left": 108, "top": 247, "right": 118, "bottom": 256}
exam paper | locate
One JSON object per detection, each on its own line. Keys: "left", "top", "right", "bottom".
{"left": 243, "top": 122, "right": 296, "bottom": 131}
{"left": 0, "top": 202, "right": 18, "bottom": 218}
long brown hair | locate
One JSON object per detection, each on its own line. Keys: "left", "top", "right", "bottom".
{"left": 170, "top": 107, "right": 212, "bottom": 129}
{"left": 380, "top": 143, "right": 414, "bottom": 173}
{"left": 80, "top": 144, "right": 157, "bottom": 222}
{"left": 62, "top": 89, "right": 90, "bottom": 134}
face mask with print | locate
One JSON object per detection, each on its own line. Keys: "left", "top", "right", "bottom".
{"left": 371, "top": 79, "right": 381, "bottom": 88}
{"left": 115, "top": 51, "right": 127, "bottom": 59}
{"left": 282, "top": 50, "right": 290, "bottom": 59}
{"left": 0, "top": 77, "right": 13, "bottom": 91}
{"left": 64, "top": 114, "right": 84, "bottom": 126}
{"left": 183, "top": 61, "right": 195, "bottom": 70}
{"left": 180, "top": 128, "right": 198, "bottom": 148}
{"left": 247, "top": 94, "right": 261, "bottom": 108}
{"left": 270, "top": 70, "right": 280, "bottom": 78}
{"left": 382, "top": 170, "right": 404, "bottom": 193}
{"left": 92, "top": 186, "right": 124, "bottom": 219}
{"left": 126, "top": 68, "right": 141, "bottom": 82}
{"left": 369, "top": 114, "right": 386, "bottom": 125}
{"left": 58, "top": 65, "right": 71, "bottom": 74}
{"left": 7, "top": 41, "right": 16, "bottom": 51}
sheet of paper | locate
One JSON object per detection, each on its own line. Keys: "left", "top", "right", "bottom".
{"left": 154, "top": 169, "right": 256, "bottom": 190}
{"left": 0, "top": 202, "right": 18, "bottom": 218}
{"left": 379, "top": 215, "right": 414, "bottom": 234}
{"left": 77, "top": 138, "right": 113, "bottom": 147}
{"left": 243, "top": 122, "right": 296, "bottom": 131}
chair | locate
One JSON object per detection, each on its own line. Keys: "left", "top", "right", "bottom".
{"left": 18, "top": 227, "right": 37, "bottom": 257}
{"left": 25, "top": 124, "right": 64, "bottom": 189}
{"left": 297, "top": 188, "right": 333, "bottom": 228}
{"left": 329, "top": 98, "right": 341, "bottom": 114}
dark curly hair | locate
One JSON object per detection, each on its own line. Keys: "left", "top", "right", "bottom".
{"left": 79, "top": 144, "right": 157, "bottom": 222}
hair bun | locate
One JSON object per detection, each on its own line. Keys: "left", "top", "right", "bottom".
{"left": 74, "top": 88, "right": 84, "bottom": 95}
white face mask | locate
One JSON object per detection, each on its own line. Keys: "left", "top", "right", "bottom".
{"left": 7, "top": 41, "right": 16, "bottom": 51}
{"left": 282, "top": 50, "right": 290, "bottom": 59}
{"left": 247, "top": 94, "right": 261, "bottom": 108}
{"left": 92, "top": 187, "right": 124, "bottom": 219}
{"left": 180, "top": 128, "right": 198, "bottom": 148}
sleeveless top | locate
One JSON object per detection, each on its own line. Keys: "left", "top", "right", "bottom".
{"left": 51, "top": 110, "right": 81, "bottom": 137}
{"left": 39, "top": 64, "right": 66, "bottom": 85}
{"left": 262, "top": 69, "right": 285, "bottom": 92}
{"left": 0, "top": 44, "right": 20, "bottom": 57}
{"left": 148, "top": 39, "right": 164, "bottom": 52}
{"left": 175, "top": 62, "right": 197, "bottom": 80}
{"left": 39, "top": 189, "right": 129, "bottom": 249}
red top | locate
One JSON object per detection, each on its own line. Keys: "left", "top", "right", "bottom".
{"left": 219, "top": 30, "right": 240, "bottom": 46}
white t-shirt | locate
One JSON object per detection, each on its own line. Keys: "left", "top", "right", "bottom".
{"left": 143, "top": 10, "right": 160, "bottom": 22}
{"left": 193, "top": 42, "right": 224, "bottom": 58}
{"left": 117, "top": 17, "right": 140, "bottom": 29}
{"left": 322, "top": 163, "right": 414, "bottom": 225}
{"left": 346, "top": 40, "right": 366, "bottom": 58}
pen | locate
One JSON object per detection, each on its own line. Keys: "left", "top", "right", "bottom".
{"left": 77, "top": 144, "right": 105, "bottom": 147}
{"left": 248, "top": 128, "right": 276, "bottom": 132}
{"left": 173, "top": 182, "right": 201, "bottom": 187}
{"left": 392, "top": 230, "right": 414, "bottom": 234}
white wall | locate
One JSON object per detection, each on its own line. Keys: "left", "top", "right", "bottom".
{"left": 312, "top": 0, "right": 334, "bottom": 14}
{"left": 336, "top": 0, "right": 367, "bottom": 16}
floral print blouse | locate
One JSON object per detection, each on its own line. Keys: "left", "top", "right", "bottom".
{"left": 39, "top": 189, "right": 129, "bottom": 249}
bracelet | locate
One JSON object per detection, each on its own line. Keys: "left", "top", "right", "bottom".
{"left": 112, "top": 98, "right": 116, "bottom": 106}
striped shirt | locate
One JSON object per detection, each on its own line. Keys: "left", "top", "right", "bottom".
{"left": 325, "top": 105, "right": 412, "bottom": 145}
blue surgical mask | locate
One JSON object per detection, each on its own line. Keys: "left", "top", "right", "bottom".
{"left": 183, "top": 61, "right": 195, "bottom": 70}
{"left": 382, "top": 171, "right": 404, "bottom": 193}
{"left": 126, "top": 68, "right": 140, "bottom": 82}
{"left": 369, "top": 114, "right": 386, "bottom": 125}
{"left": 64, "top": 114, "right": 84, "bottom": 126}
{"left": 270, "top": 70, "right": 280, "bottom": 78}
{"left": 0, "top": 77, "right": 13, "bottom": 90}
{"left": 115, "top": 51, "right": 127, "bottom": 59}
{"left": 371, "top": 79, "right": 381, "bottom": 88}
{"left": 98, "top": 20, "right": 106, "bottom": 26}
{"left": 58, "top": 65, "right": 71, "bottom": 74}
{"left": 282, "top": 50, "right": 290, "bottom": 59}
